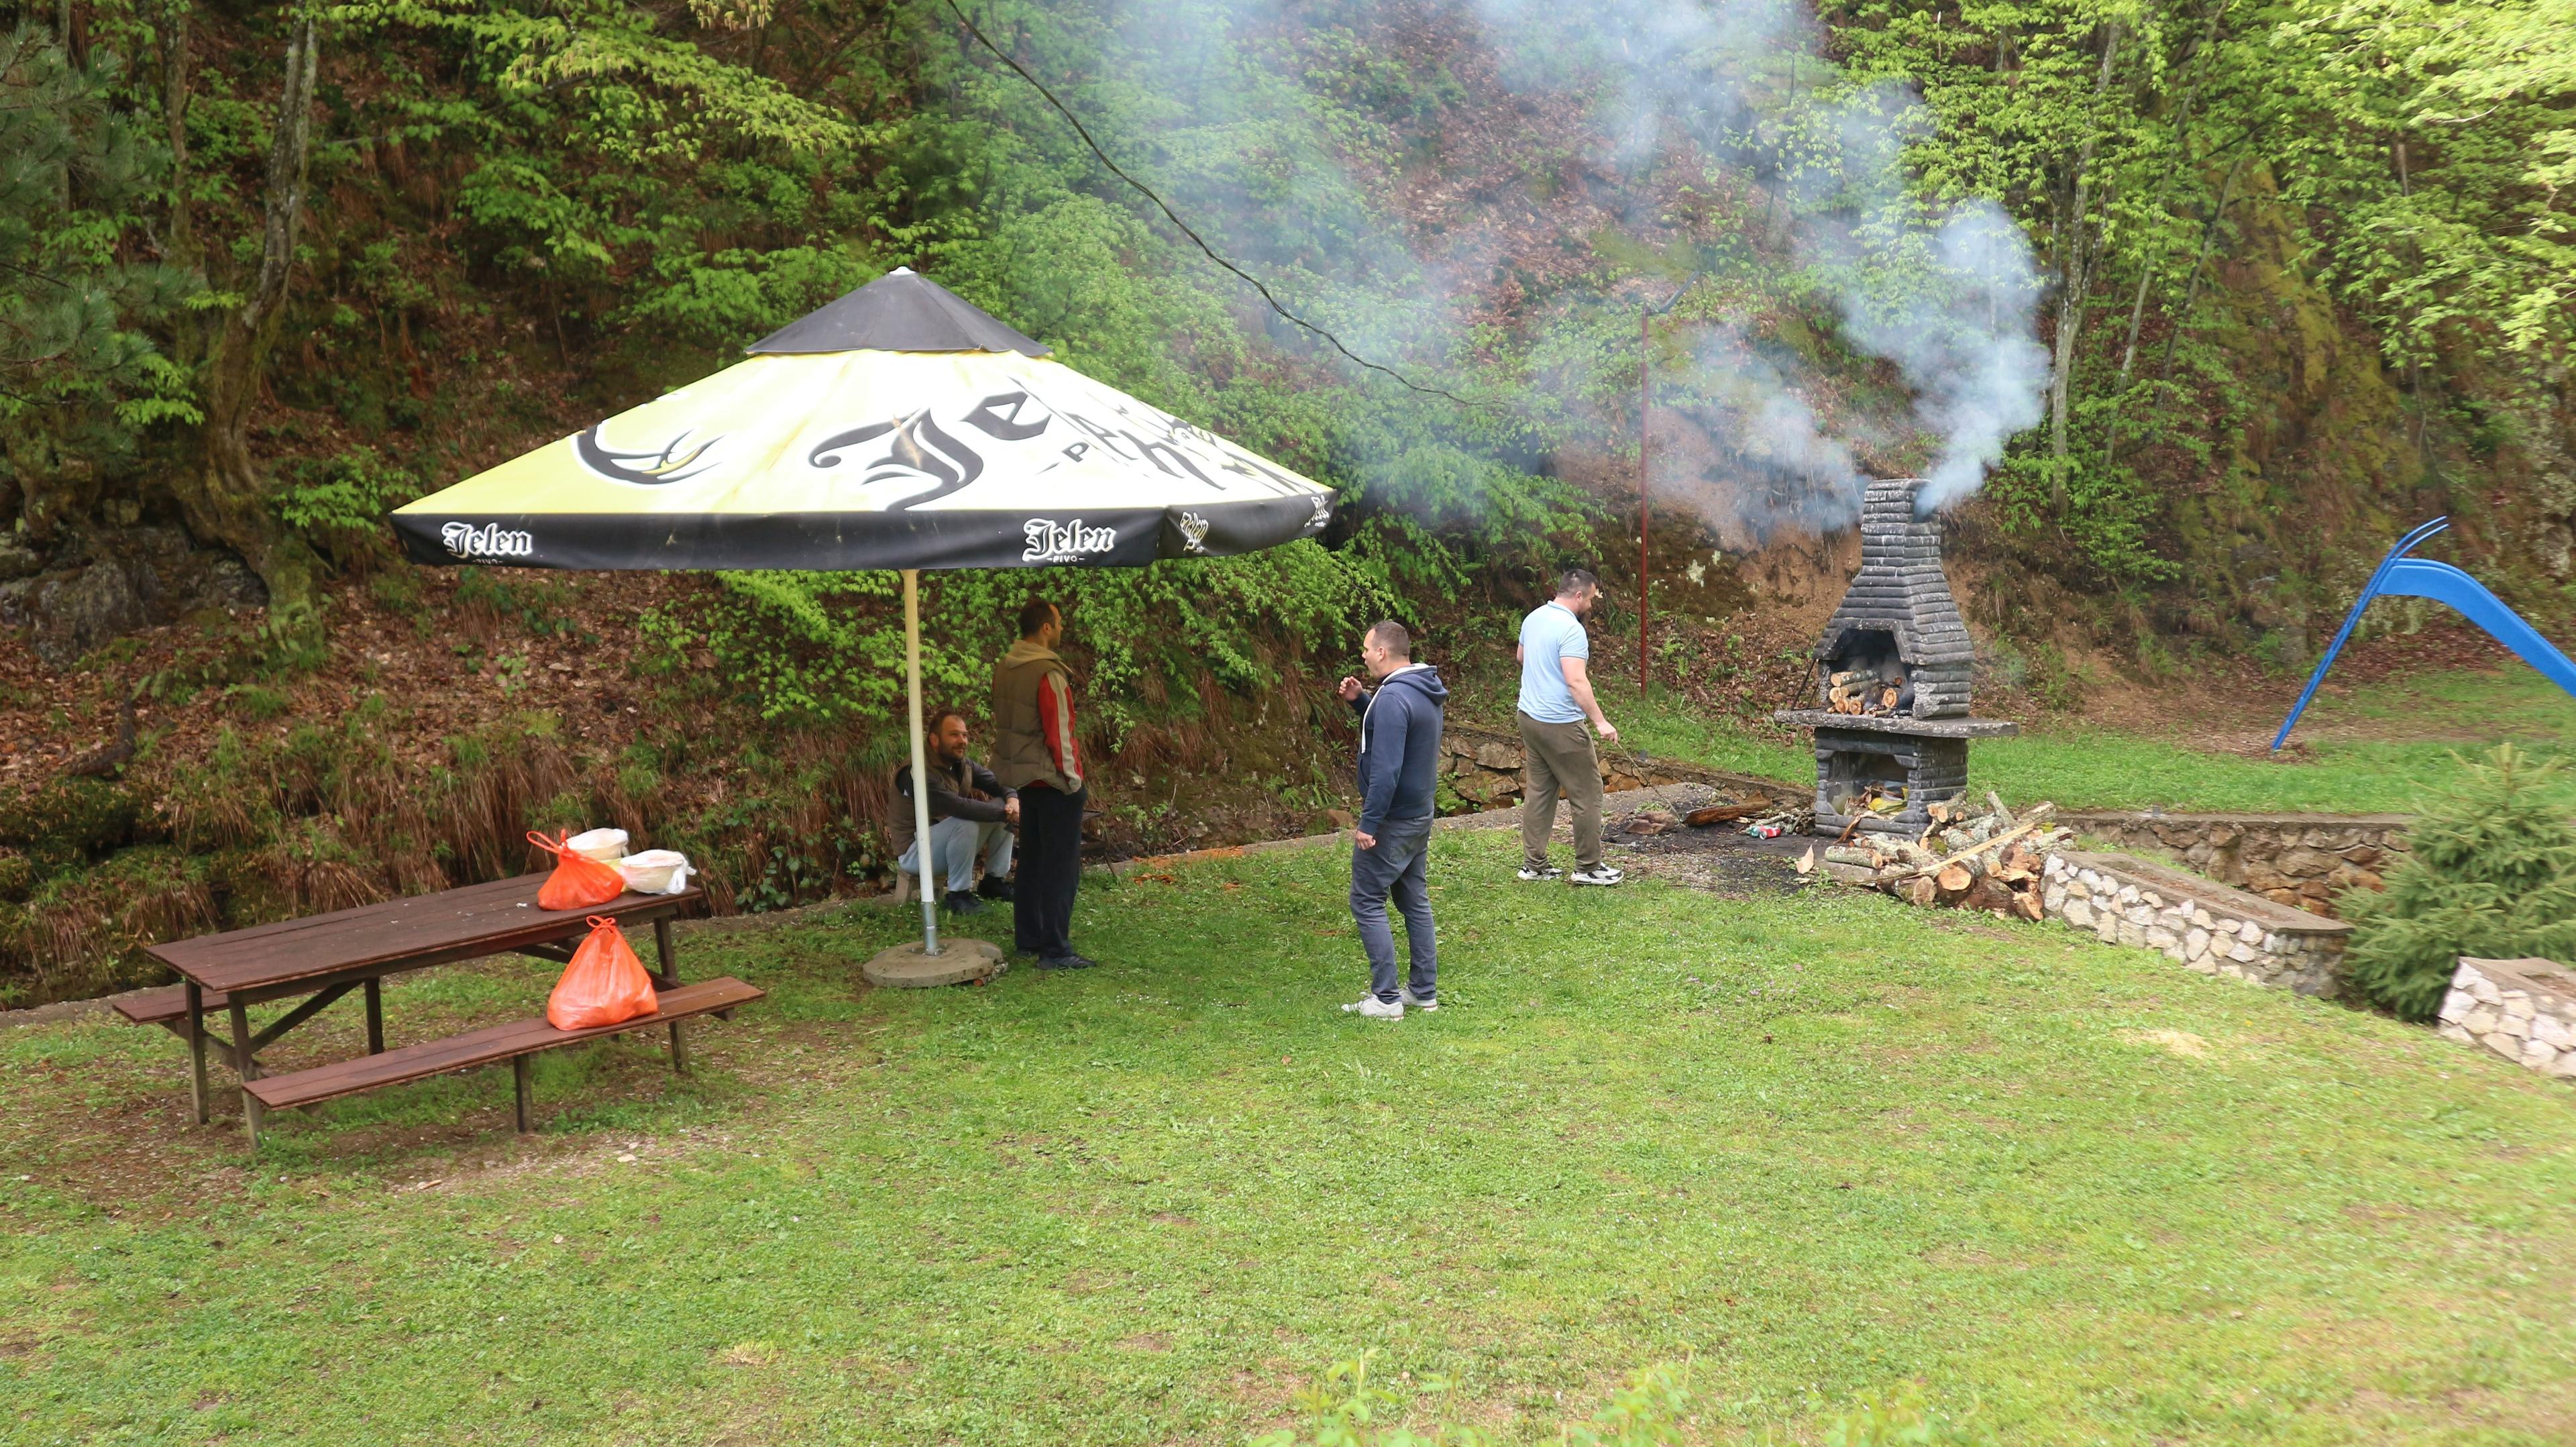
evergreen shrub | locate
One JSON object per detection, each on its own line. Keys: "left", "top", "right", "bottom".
{"left": 2344, "top": 744, "right": 2576, "bottom": 1020}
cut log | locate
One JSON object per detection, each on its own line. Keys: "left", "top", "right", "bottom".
{"left": 1965, "top": 875, "right": 2016, "bottom": 912}
{"left": 2011, "top": 890, "right": 2045, "bottom": 921}
{"left": 1684, "top": 802, "right": 1762, "bottom": 827}
{"left": 1933, "top": 818, "right": 2043, "bottom": 873}
{"left": 1935, "top": 862, "right": 1973, "bottom": 895}
{"left": 1906, "top": 875, "right": 1938, "bottom": 907}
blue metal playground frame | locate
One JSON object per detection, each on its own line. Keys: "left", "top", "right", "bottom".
{"left": 2271, "top": 517, "right": 2576, "bottom": 750}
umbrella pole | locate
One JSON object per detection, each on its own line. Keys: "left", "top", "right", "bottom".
{"left": 905, "top": 568, "right": 940, "bottom": 955}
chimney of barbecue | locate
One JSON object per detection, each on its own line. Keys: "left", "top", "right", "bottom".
{"left": 1814, "top": 478, "right": 1974, "bottom": 718}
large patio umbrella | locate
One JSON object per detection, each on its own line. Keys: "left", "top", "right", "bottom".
{"left": 392, "top": 268, "right": 1334, "bottom": 962}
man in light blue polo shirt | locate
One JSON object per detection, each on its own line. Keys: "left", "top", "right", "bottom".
{"left": 1515, "top": 568, "right": 1621, "bottom": 886}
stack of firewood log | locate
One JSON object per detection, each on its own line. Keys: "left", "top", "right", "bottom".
{"left": 1799, "top": 793, "right": 2072, "bottom": 919}
{"left": 1825, "top": 669, "right": 1902, "bottom": 715}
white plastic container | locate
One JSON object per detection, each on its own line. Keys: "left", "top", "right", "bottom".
{"left": 566, "top": 827, "right": 629, "bottom": 863}
{"left": 618, "top": 849, "right": 692, "bottom": 895}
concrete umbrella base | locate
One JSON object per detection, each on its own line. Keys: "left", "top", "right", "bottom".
{"left": 861, "top": 937, "right": 1006, "bottom": 988}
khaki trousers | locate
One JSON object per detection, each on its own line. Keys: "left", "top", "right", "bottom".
{"left": 1517, "top": 711, "right": 1603, "bottom": 870}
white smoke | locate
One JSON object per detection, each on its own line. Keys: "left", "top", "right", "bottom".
{"left": 1664, "top": 323, "right": 1868, "bottom": 540}
{"left": 1051, "top": 0, "right": 2049, "bottom": 533}
{"left": 1839, "top": 203, "right": 2051, "bottom": 513}
{"left": 1465, "top": 0, "right": 2050, "bottom": 525}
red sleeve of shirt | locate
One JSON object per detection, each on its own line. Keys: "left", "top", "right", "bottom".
{"left": 1038, "top": 669, "right": 1083, "bottom": 788}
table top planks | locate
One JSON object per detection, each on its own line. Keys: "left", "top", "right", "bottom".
{"left": 145, "top": 873, "right": 702, "bottom": 996}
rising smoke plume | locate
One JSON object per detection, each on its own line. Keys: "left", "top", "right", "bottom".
{"left": 1470, "top": 0, "right": 2051, "bottom": 526}
{"left": 1069, "top": 0, "right": 2049, "bottom": 536}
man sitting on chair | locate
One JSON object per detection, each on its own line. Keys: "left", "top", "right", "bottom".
{"left": 892, "top": 708, "right": 1020, "bottom": 915}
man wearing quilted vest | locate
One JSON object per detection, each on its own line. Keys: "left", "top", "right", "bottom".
{"left": 990, "top": 598, "right": 1094, "bottom": 969}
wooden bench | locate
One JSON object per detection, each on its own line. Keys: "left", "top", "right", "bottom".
{"left": 115, "top": 983, "right": 331, "bottom": 1073}
{"left": 246, "top": 977, "right": 764, "bottom": 1136}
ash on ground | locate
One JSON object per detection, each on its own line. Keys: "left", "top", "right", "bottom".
{"left": 1598, "top": 784, "right": 1817, "bottom": 898}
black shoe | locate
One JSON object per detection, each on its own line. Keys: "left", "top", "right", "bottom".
{"left": 1033, "top": 951, "right": 1097, "bottom": 970}
{"left": 977, "top": 876, "right": 1015, "bottom": 902}
{"left": 943, "top": 890, "right": 986, "bottom": 915}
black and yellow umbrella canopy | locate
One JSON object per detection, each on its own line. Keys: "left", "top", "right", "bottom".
{"left": 391, "top": 269, "right": 1334, "bottom": 572}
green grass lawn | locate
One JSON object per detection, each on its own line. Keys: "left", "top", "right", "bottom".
{"left": 9, "top": 833, "right": 2576, "bottom": 1442}
{"left": 1615, "top": 667, "right": 2576, "bottom": 816}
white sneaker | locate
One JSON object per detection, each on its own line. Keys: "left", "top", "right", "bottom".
{"left": 1341, "top": 996, "right": 1403, "bottom": 1020}
{"left": 1516, "top": 865, "right": 1564, "bottom": 881}
{"left": 1570, "top": 865, "right": 1624, "bottom": 887}
{"left": 1400, "top": 988, "right": 1439, "bottom": 1012}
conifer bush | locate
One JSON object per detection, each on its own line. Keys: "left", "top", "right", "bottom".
{"left": 2343, "top": 745, "right": 2576, "bottom": 1020}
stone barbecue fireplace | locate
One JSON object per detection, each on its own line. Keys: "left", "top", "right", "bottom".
{"left": 1774, "top": 477, "right": 2017, "bottom": 835}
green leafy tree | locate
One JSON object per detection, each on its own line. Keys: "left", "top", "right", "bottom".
{"left": 2344, "top": 744, "right": 2576, "bottom": 1020}
{"left": 336, "top": 0, "right": 869, "bottom": 361}
{"left": 2273, "top": 0, "right": 2575, "bottom": 382}
{"left": 0, "top": 23, "right": 199, "bottom": 545}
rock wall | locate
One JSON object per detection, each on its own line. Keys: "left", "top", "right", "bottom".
{"left": 2059, "top": 812, "right": 2409, "bottom": 918}
{"left": 0, "top": 526, "right": 266, "bottom": 665}
{"left": 2439, "top": 957, "right": 2576, "bottom": 1080}
{"left": 2041, "top": 849, "right": 2351, "bottom": 996}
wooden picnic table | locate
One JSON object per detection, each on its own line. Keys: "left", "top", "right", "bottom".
{"left": 121, "top": 873, "right": 730, "bottom": 1148}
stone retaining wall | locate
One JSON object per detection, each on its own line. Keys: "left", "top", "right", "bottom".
{"left": 2057, "top": 812, "right": 2410, "bottom": 918}
{"left": 2041, "top": 849, "right": 2351, "bottom": 995}
{"left": 1438, "top": 723, "right": 1807, "bottom": 813}
{"left": 2439, "top": 957, "right": 2576, "bottom": 1080}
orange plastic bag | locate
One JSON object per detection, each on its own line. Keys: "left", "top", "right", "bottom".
{"left": 529, "top": 828, "right": 625, "bottom": 912}
{"left": 547, "top": 916, "right": 661, "bottom": 1031}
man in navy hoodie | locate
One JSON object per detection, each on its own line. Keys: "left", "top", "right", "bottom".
{"left": 1335, "top": 620, "right": 1449, "bottom": 1020}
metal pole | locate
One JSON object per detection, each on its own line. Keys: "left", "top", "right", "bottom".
{"left": 1638, "top": 305, "right": 1651, "bottom": 696}
{"left": 904, "top": 569, "right": 941, "bottom": 955}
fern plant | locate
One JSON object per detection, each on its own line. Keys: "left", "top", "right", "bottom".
{"left": 2343, "top": 744, "right": 2576, "bottom": 1020}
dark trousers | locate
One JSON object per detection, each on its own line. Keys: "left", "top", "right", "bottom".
{"left": 1350, "top": 816, "right": 1436, "bottom": 1004}
{"left": 1014, "top": 783, "right": 1086, "bottom": 958}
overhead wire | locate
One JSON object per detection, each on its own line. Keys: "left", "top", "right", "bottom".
{"left": 938, "top": 0, "right": 1489, "bottom": 411}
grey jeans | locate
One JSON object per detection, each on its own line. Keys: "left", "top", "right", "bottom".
{"left": 897, "top": 816, "right": 1014, "bottom": 894}
{"left": 1350, "top": 816, "right": 1436, "bottom": 1004}
{"left": 1517, "top": 710, "right": 1603, "bottom": 870}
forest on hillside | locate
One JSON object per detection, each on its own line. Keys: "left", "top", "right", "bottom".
{"left": 1, "top": 0, "right": 2569, "bottom": 1002}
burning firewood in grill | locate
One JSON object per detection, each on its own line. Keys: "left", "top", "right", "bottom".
{"left": 1815, "top": 795, "right": 2070, "bottom": 920}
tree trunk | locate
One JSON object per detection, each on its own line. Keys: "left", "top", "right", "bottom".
{"left": 2158, "top": 152, "right": 2249, "bottom": 380}
{"left": 160, "top": 0, "right": 193, "bottom": 266}
{"left": 2047, "top": 23, "right": 2124, "bottom": 491}
{"left": 2104, "top": 0, "right": 2234, "bottom": 457}
{"left": 174, "top": 11, "right": 322, "bottom": 608}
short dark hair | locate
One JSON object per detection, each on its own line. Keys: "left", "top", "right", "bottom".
{"left": 1556, "top": 568, "right": 1599, "bottom": 597}
{"left": 927, "top": 706, "right": 969, "bottom": 735}
{"left": 1016, "top": 598, "right": 1059, "bottom": 638}
{"left": 1365, "top": 620, "right": 1411, "bottom": 659}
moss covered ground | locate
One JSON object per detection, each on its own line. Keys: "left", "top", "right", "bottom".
{"left": 5, "top": 829, "right": 2573, "bottom": 1444}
